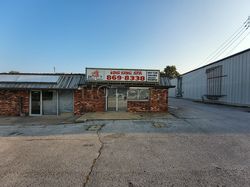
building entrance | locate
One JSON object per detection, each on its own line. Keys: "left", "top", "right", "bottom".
{"left": 107, "top": 88, "right": 127, "bottom": 111}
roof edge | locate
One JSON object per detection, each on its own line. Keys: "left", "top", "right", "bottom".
{"left": 0, "top": 73, "right": 85, "bottom": 75}
{"left": 181, "top": 48, "right": 250, "bottom": 76}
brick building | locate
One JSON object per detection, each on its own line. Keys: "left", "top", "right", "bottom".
{"left": 0, "top": 68, "right": 173, "bottom": 116}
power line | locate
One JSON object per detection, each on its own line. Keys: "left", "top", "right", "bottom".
{"left": 207, "top": 25, "right": 247, "bottom": 62}
{"left": 180, "top": 16, "right": 250, "bottom": 86}
{"left": 202, "top": 24, "right": 245, "bottom": 63}
{"left": 195, "top": 16, "right": 250, "bottom": 69}
{"left": 225, "top": 31, "right": 250, "bottom": 56}
{"left": 209, "top": 18, "right": 250, "bottom": 61}
{"left": 208, "top": 27, "right": 248, "bottom": 62}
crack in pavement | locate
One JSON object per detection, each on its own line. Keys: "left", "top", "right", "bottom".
{"left": 83, "top": 127, "right": 104, "bottom": 187}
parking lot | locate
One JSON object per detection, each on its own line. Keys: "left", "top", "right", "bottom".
{"left": 0, "top": 98, "right": 250, "bottom": 186}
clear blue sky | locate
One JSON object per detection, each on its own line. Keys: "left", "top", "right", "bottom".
{"left": 0, "top": 0, "right": 249, "bottom": 74}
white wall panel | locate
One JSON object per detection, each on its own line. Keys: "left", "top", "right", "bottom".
{"left": 179, "top": 49, "right": 250, "bottom": 106}
{"left": 169, "top": 78, "right": 177, "bottom": 97}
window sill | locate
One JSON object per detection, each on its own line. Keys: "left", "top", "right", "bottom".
{"left": 127, "top": 100, "right": 149, "bottom": 102}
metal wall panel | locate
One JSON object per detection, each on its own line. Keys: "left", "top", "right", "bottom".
{"left": 219, "top": 51, "right": 250, "bottom": 105}
{"left": 179, "top": 50, "right": 250, "bottom": 106}
{"left": 181, "top": 67, "right": 207, "bottom": 100}
{"left": 169, "top": 78, "right": 177, "bottom": 97}
{"left": 42, "top": 90, "right": 57, "bottom": 115}
{"left": 59, "top": 90, "right": 74, "bottom": 113}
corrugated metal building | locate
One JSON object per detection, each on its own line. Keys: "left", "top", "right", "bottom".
{"left": 169, "top": 48, "right": 250, "bottom": 107}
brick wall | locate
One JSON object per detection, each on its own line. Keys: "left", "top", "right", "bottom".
{"left": 74, "top": 87, "right": 105, "bottom": 115}
{"left": 127, "top": 101, "right": 150, "bottom": 112}
{"left": 0, "top": 90, "right": 29, "bottom": 116}
{"left": 150, "top": 88, "right": 168, "bottom": 112}
{"left": 127, "top": 88, "right": 168, "bottom": 112}
{"left": 74, "top": 87, "right": 168, "bottom": 115}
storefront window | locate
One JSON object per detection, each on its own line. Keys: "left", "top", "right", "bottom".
{"left": 127, "top": 88, "right": 149, "bottom": 101}
{"left": 139, "top": 89, "right": 149, "bottom": 100}
{"left": 42, "top": 91, "right": 53, "bottom": 100}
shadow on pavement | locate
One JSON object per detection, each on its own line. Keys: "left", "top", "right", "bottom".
{"left": 1, "top": 98, "right": 250, "bottom": 137}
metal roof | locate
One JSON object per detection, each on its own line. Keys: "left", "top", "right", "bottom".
{"left": 0, "top": 74, "right": 60, "bottom": 83}
{"left": 0, "top": 74, "right": 84, "bottom": 90}
{"left": 181, "top": 48, "right": 250, "bottom": 76}
{"left": 0, "top": 73, "right": 173, "bottom": 89}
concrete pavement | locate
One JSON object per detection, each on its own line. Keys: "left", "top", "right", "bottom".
{"left": 0, "top": 135, "right": 101, "bottom": 187}
{"left": 88, "top": 133, "right": 250, "bottom": 187}
{"left": 0, "top": 98, "right": 250, "bottom": 186}
{"left": 0, "top": 113, "right": 77, "bottom": 126}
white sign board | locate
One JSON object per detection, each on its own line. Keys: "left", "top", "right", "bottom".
{"left": 86, "top": 68, "right": 159, "bottom": 83}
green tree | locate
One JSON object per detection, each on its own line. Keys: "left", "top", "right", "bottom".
{"left": 163, "top": 65, "right": 180, "bottom": 78}
{"left": 9, "top": 71, "right": 20, "bottom": 74}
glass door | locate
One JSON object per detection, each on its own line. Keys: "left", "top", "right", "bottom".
{"left": 107, "top": 88, "right": 128, "bottom": 111}
{"left": 31, "top": 91, "right": 42, "bottom": 115}
{"left": 117, "top": 88, "right": 127, "bottom": 111}
{"left": 107, "top": 88, "right": 117, "bottom": 111}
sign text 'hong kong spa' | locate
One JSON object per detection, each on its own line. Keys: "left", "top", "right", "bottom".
{"left": 86, "top": 68, "right": 159, "bottom": 83}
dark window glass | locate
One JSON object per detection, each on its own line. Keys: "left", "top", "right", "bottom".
{"left": 42, "top": 91, "right": 53, "bottom": 100}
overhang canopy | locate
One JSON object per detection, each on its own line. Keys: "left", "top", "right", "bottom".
{"left": 0, "top": 74, "right": 84, "bottom": 90}
{"left": 0, "top": 73, "right": 174, "bottom": 89}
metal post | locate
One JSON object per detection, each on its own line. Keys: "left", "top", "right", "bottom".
{"left": 56, "top": 90, "right": 59, "bottom": 116}
{"left": 40, "top": 90, "right": 42, "bottom": 116}
{"left": 116, "top": 89, "right": 118, "bottom": 111}
{"left": 105, "top": 88, "right": 108, "bottom": 111}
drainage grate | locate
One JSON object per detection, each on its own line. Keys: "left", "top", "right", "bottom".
{"left": 8, "top": 131, "right": 23, "bottom": 136}
{"left": 85, "top": 124, "right": 105, "bottom": 131}
{"left": 152, "top": 122, "right": 167, "bottom": 128}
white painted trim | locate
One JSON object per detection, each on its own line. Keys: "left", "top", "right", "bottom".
{"left": 105, "top": 88, "right": 108, "bottom": 111}
{"left": 56, "top": 90, "right": 59, "bottom": 116}
{"left": 115, "top": 88, "right": 118, "bottom": 111}
{"left": 29, "top": 90, "right": 42, "bottom": 116}
{"left": 40, "top": 91, "right": 42, "bottom": 115}
{"left": 29, "top": 91, "right": 31, "bottom": 116}
{"left": 129, "top": 87, "right": 149, "bottom": 90}
{"left": 72, "top": 90, "right": 74, "bottom": 115}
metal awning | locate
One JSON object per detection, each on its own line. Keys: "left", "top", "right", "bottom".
{"left": 0, "top": 74, "right": 84, "bottom": 90}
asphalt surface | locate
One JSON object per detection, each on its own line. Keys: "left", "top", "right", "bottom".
{"left": 0, "top": 135, "right": 100, "bottom": 187}
{"left": 0, "top": 98, "right": 250, "bottom": 186}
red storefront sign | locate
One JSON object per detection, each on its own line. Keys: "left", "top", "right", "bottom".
{"left": 86, "top": 68, "right": 159, "bottom": 83}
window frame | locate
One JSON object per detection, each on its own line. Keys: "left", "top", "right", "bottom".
{"left": 127, "top": 87, "right": 150, "bottom": 101}
{"left": 206, "top": 65, "right": 223, "bottom": 97}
